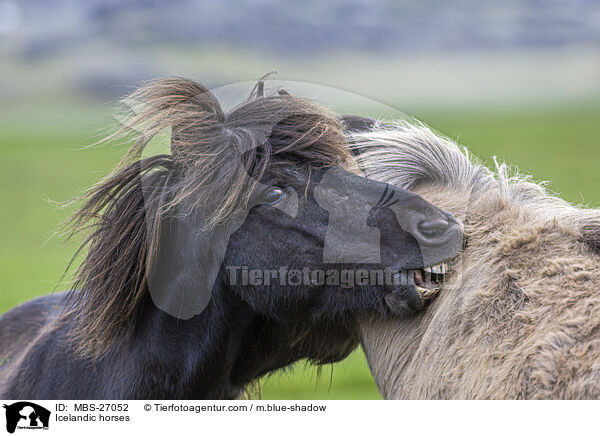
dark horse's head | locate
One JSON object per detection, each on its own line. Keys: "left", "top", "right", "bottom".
{"left": 62, "top": 78, "right": 461, "bottom": 392}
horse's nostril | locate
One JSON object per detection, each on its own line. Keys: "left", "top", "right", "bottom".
{"left": 417, "top": 218, "right": 450, "bottom": 239}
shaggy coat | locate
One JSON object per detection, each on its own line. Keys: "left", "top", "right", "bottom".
{"left": 353, "top": 122, "right": 600, "bottom": 399}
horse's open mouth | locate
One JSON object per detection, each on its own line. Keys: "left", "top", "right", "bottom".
{"left": 385, "top": 262, "right": 447, "bottom": 313}
{"left": 413, "top": 262, "right": 447, "bottom": 301}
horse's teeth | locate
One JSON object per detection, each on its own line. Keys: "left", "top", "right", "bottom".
{"left": 423, "top": 266, "right": 432, "bottom": 273}
{"left": 430, "top": 264, "right": 443, "bottom": 274}
{"left": 416, "top": 286, "right": 440, "bottom": 300}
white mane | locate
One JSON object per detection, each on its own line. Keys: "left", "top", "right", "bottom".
{"left": 349, "top": 120, "right": 597, "bottom": 224}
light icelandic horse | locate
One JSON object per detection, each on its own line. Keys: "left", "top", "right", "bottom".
{"left": 353, "top": 121, "right": 600, "bottom": 399}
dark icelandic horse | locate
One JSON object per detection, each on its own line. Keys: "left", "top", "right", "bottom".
{"left": 0, "top": 78, "right": 461, "bottom": 399}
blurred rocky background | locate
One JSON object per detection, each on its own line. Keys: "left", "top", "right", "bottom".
{"left": 1, "top": 0, "right": 599, "bottom": 108}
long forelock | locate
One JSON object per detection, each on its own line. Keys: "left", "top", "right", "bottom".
{"left": 98, "top": 78, "right": 352, "bottom": 231}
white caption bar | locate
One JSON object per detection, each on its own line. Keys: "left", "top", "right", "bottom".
{"left": 0, "top": 400, "right": 596, "bottom": 436}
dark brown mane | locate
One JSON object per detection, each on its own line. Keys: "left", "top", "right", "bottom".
{"left": 61, "top": 77, "right": 351, "bottom": 358}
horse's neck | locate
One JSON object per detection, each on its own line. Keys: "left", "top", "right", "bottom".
{"left": 359, "top": 314, "right": 430, "bottom": 399}
{"left": 228, "top": 319, "right": 300, "bottom": 386}
{"left": 231, "top": 317, "right": 360, "bottom": 390}
{"left": 125, "top": 290, "right": 330, "bottom": 399}
{"left": 127, "top": 293, "right": 250, "bottom": 399}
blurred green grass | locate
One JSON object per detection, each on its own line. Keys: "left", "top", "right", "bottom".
{"left": 1, "top": 104, "right": 598, "bottom": 399}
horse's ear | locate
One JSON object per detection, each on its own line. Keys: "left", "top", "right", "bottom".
{"left": 341, "top": 115, "right": 376, "bottom": 157}
{"left": 341, "top": 115, "right": 376, "bottom": 133}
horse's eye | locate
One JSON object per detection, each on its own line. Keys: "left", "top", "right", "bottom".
{"left": 261, "top": 187, "right": 286, "bottom": 205}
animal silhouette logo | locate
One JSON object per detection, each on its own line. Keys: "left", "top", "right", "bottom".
{"left": 2, "top": 402, "right": 50, "bottom": 434}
